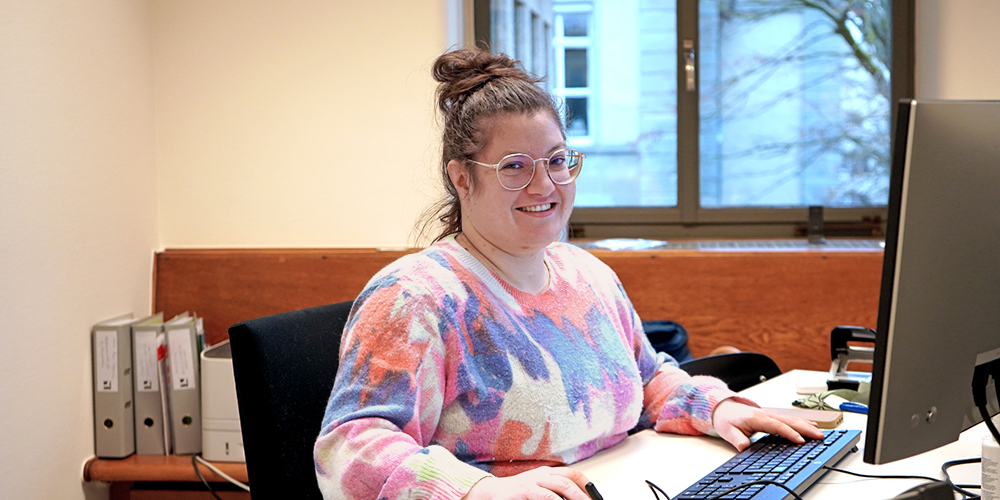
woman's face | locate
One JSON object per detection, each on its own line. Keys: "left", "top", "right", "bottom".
{"left": 449, "top": 111, "right": 575, "bottom": 257}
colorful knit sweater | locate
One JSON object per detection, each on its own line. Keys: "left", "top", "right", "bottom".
{"left": 314, "top": 235, "right": 742, "bottom": 500}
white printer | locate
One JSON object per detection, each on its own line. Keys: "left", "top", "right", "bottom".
{"left": 200, "top": 340, "right": 245, "bottom": 462}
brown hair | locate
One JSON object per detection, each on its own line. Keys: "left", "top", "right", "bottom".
{"left": 415, "top": 48, "right": 564, "bottom": 244}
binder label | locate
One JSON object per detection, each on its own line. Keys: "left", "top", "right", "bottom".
{"left": 167, "top": 328, "right": 197, "bottom": 391}
{"left": 134, "top": 330, "right": 160, "bottom": 392}
{"left": 94, "top": 329, "right": 118, "bottom": 393}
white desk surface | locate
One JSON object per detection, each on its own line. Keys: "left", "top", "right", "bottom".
{"left": 574, "top": 370, "right": 989, "bottom": 500}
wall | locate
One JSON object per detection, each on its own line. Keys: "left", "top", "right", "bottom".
{"left": 152, "top": 0, "right": 452, "bottom": 248}
{"left": 915, "top": 0, "right": 1000, "bottom": 99}
{"left": 0, "top": 1, "right": 454, "bottom": 499}
{"left": 0, "top": 2, "right": 158, "bottom": 499}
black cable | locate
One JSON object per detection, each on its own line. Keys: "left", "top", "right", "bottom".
{"left": 822, "top": 465, "right": 941, "bottom": 483}
{"left": 994, "top": 360, "right": 1000, "bottom": 417}
{"left": 942, "top": 457, "right": 982, "bottom": 500}
{"left": 192, "top": 453, "right": 225, "bottom": 500}
{"left": 826, "top": 464, "right": 981, "bottom": 500}
{"left": 646, "top": 479, "right": 804, "bottom": 500}
{"left": 982, "top": 401, "right": 1000, "bottom": 446}
{"left": 972, "top": 362, "right": 1000, "bottom": 446}
{"left": 705, "top": 480, "right": 805, "bottom": 500}
{"left": 646, "top": 479, "right": 670, "bottom": 500}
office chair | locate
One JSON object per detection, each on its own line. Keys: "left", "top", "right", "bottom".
{"left": 228, "top": 300, "right": 353, "bottom": 500}
{"left": 679, "top": 351, "right": 782, "bottom": 392}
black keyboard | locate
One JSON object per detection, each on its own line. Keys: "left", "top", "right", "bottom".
{"left": 675, "top": 429, "right": 861, "bottom": 500}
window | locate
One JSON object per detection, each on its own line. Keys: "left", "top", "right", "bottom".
{"left": 554, "top": 5, "right": 593, "bottom": 142}
{"left": 473, "top": 0, "right": 913, "bottom": 238}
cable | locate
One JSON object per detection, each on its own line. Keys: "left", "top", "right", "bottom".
{"left": 191, "top": 453, "right": 251, "bottom": 498}
{"left": 822, "top": 465, "right": 940, "bottom": 484}
{"left": 706, "top": 480, "right": 805, "bottom": 500}
{"left": 192, "top": 454, "right": 225, "bottom": 500}
{"left": 972, "top": 362, "right": 1000, "bottom": 446}
{"left": 646, "top": 479, "right": 670, "bottom": 500}
{"left": 193, "top": 455, "right": 251, "bottom": 492}
{"left": 645, "top": 479, "right": 805, "bottom": 500}
{"left": 942, "top": 458, "right": 982, "bottom": 500}
{"left": 826, "top": 464, "right": 982, "bottom": 500}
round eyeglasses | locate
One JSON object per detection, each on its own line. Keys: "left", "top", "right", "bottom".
{"left": 468, "top": 149, "right": 585, "bottom": 191}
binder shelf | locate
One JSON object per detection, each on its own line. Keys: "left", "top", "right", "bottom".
{"left": 83, "top": 454, "right": 248, "bottom": 500}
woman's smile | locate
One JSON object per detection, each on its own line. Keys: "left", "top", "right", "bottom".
{"left": 517, "top": 202, "right": 555, "bottom": 214}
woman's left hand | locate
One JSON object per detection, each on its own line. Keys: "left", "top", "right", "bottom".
{"left": 711, "top": 399, "right": 825, "bottom": 451}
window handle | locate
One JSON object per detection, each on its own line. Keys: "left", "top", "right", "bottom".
{"left": 683, "top": 39, "right": 696, "bottom": 92}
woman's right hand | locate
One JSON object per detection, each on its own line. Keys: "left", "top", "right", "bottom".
{"left": 463, "top": 466, "right": 594, "bottom": 500}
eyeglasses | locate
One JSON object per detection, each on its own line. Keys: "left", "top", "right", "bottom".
{"left": 468, "top": 148, "right": 585, "bottom": 191}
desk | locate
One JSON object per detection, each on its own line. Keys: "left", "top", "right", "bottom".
{"left": 575, "top": 370, "right": 988, "bottom": 500}
{"left": 83, "top": 454, "right": 249, "bottom": 500}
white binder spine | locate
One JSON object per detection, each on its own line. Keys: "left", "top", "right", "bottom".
{"left": 165, "top": 316, "right": 202, "bottom": 455}
{"left": 92, "top": 314, "right": 137, "bottom": 458}
{"left": 131, "top": 314, "right": 167, "bottom": 454}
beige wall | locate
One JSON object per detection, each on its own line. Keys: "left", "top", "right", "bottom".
{"left": 0, "top": 1, "right": 453, "bottom": 499}
{"left": 1, "top": 1, "right": 1000, "bottom": 500}
{"left": 152, "top": 0, "right": 452, "bottom": 248}
{"left": 915, "top": 0, "right": 1000, "bottom": 99}
{"left": 0, "top": 2, "right": 158, "bottom": 499}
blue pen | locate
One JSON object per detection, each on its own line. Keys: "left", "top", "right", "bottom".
{"left": 839, "top": 402, "right": 868, "bottom": 414}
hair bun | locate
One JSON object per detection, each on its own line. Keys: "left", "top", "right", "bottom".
{"left": 432, "top": 49, "right": 539, "bottom": 113}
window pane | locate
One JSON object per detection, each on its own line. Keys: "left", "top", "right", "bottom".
{"left": 489, "top": 0, "right": 897, "bottom": 217}
{"left": 698, "top": 0, "right": 891, "bottom": 208}
{"left": 565, "top": 97, "right": 588, "bottom": 137}
{"left": 564, "top": 48, "right": 588, "bottom": 88}
{"left": 563, "top": 13, "right": 588, "bottom": 36}
{"left": 567, "top": 0, "right": 678, "bottom": 208}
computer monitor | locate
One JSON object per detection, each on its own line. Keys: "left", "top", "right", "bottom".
{"left": 864, "top": 99, "right": 1000, "bottom": 465}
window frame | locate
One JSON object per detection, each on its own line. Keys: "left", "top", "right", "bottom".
{"left": 472, "top": 0, "right": 914, "bottom": 239}
{"left": 553, "top": 4, "right": 595, "bottom": 145}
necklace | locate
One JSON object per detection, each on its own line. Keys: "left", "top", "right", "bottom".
{"left": 456, "top": 232, "right": 550, "bottom": 293}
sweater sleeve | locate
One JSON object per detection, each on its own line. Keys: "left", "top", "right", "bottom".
{"left": 314, "top": 275, "right": 490, "bottom": 500}
{"left": 624, "top": 299, "right": 756, "bottom": 435}
{"left": 642, "top": 358, "right": 751, "bottom": 435}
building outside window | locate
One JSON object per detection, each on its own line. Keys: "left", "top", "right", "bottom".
{"left": 475, "top": 0, "right": 910, "bottom": 237}
{"left": 553, "top": 4, "right": 594, "bottom": 142}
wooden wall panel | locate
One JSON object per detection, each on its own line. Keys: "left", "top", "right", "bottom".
{"left": 154, "top": 247, "right": 884, "bottom": 372}
{"left": 154, "top": 249, "right": 412, "bottom": 347}
{"left": 591, "top": 250, "right": 883, "bottom": 373}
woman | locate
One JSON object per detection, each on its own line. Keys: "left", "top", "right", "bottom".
{"left": 314, "top": 48, "right": 822, "bottom": 500}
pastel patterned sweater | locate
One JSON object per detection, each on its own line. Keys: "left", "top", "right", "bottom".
{"left": 314, "top": 235, "right": 742, "bottom": 500}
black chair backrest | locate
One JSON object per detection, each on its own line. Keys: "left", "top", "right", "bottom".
{"left": 679, "top": 352, "right": 782, "bottom": 392}
{"left": 228, "top": 300, "right": 353, "bottom": 500}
